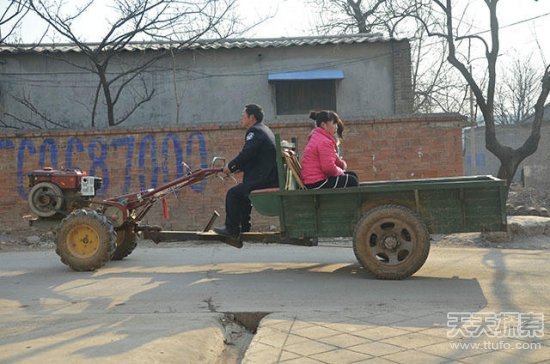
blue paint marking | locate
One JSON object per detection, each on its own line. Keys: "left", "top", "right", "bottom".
{"left": 0, "top": 140, "right": 15, "bottom": 150}
{"left": 111, "top": 136, "right": 135, "bottom": 194}
{"left": 88, "top": 138, "right": 109, "bottom": 194}
{"left": 39, "top": 138, "right": 58, "bottom": 169}
{"left": 161, "top": 133, "right": 184, "bottom": 183}
{"left": 138, "top": 134, "right": 159, "bottom": 190}
{"left": 65, "top": 137, "right": 84, "bottom": 170}
{"left": 17, "top": 139, "right": 37, "bottom": 199}
{"left": 186, "top": 132, "right": 208, "bottom": 193}
{"left": 13, "top": 132, "right": 208, "bottom": 200}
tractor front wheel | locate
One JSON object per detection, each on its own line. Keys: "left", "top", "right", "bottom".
{"left": 55, "top": 209, "right": 116, "bottom": 271}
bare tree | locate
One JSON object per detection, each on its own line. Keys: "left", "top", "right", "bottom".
{"left": 495, "top": 56, "right": 539, "bottom": 125}
{"left": 0, "top": 0, "right": 30, "bottom": 44}
{"left": 411, "top": 27, "right": 470, "bottom": 113}
{"left": 1, "top": 93, "right": 71, "bottom": 129}
{"left": 310, "top": 0, "right": 387, "bottom": 34}
{"left": 25, "top": 0, "right": 239, "bottom": 127}
{"left": 415, "top": 0, "right": 550, "bottom": 192}
{"left": 309, "top": 0, "right": 469, "bottom": 114}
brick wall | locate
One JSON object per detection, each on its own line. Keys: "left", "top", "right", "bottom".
{"left": 0, "top": 114, "right": 466, "bottom": 232}
{"left": 392, "top": 41, "right": 414, "bottom": 114}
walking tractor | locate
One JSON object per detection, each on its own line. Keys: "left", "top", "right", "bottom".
{"left": 27, "top": 167, "right": 102, "bottom": 218}
{"left": 32, "top": 136, "right": 508, "bottom": 279}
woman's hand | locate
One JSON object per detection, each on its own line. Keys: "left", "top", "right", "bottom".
{"left": 336, "top": 156, "right": 347, "bottom": 171}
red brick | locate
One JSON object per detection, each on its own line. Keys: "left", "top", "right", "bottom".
{"left": 0, "top": 114, "right": 466, "bottom": 231}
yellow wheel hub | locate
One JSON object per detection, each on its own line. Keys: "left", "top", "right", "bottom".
{"left": 67, "top": 224, "right": 100, "bottom": 257}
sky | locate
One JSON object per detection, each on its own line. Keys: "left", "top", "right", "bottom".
{"left": 12, "top": 0, "right": 550, "bottom": 64}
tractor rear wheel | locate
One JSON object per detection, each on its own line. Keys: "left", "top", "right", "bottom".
{"left": 55, "top": 209, "right": 116, "bottom": 271}
{"left": 353, "top": 204, "right": 430, "bottom": 280}
{"left": 111, "top": 226, "right": 138, "bottom": 260}
{"left": 28, "top": 182, "right": 64, "bottom": 217}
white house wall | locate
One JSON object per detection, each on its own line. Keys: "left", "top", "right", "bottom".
{"left": 0, "top": 41, "right": 398, "bottom": 129}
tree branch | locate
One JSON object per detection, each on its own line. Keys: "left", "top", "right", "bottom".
{"left": 113, "top": 87, "right": 156, "bottom": 125}
{"left": 11, "top": 94, "right": 68, "bottom": 128}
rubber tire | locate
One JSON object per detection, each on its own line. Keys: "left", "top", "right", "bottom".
{"left": 353, "top": 204, "right": 430, "bottom": 280}
{"left": 111, "top": 227, "right": 138, "bottom": 260}
{"left": 28, "top": 182, "right": 64, "bottom": 217}
{"left": 55, "top": 209, "right": 116, "bottom": 271}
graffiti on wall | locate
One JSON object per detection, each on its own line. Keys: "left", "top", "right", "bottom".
{"left": 0, "top": 132, "right": 208, "bottom": 199}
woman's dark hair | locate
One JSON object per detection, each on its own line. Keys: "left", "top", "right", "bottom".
{"left": 245, "top": 103, "right": 264, "bottom": 122}
{"left": 309, "top": 110, "right": 344, "bottom": 139}
{"left": 309, "top": 110, "right": 332, "bottom": 127}
{"left": 336, "top": 118, "right": 344, "bottom": 140}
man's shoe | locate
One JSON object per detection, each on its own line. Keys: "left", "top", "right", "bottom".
{"left": 213, "top": 226, "right": 242, "bottom": 248}
{"left": 223, "top": 238, "right": 243, "bottom": 249}
{"left": 213, "top": 225, "right": 239, "bottom": 239}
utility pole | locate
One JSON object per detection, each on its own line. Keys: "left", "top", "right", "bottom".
{"left": 468, "top": 40, "right": 477, "bottom": 175}
{"left": 470, "top": 64, "right": 477, "bottom": 175}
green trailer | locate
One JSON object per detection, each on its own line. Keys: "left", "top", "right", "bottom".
{"left": 249, "top": 135, "right": 508, "bottom": 279}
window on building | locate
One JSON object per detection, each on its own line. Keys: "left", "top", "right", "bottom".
{"left": 274, "top": 80, "right": 336, "bottom": 115}
{"left": 268, "top": 69, "right": 344, "bottom": 115}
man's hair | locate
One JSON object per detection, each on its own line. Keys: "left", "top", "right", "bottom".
{"left": 245, "top": 103, "right": 264, "bottom": 123}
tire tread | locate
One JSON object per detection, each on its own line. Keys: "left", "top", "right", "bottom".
{"left": 353, "top": 204, "right": 430, "bottom": 280}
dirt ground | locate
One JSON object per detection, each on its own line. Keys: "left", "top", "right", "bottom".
{"left": 507, "top": 183, "right": 550, "bottom": 212}
{"left": 2, "top": 229, "right": 550, "bottom": 253}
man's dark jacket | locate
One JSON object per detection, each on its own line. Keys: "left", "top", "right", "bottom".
{"left": 227, "top": 121, "right": 278, "bottom": 192}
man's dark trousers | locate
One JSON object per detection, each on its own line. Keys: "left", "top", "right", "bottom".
{"left": 225, "top": 183, "right": 252, "bottom": 235}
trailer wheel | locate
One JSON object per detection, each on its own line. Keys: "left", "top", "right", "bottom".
{"left": 353, "top": 205, "right": 430, "bottom": 280}
{"left": 28, "top": 182, "right": 64, "bottom": 217}
{"left": 55, "top": 209, "right": 116, "bottom": 271}
{"left": 111, "top": 227, "right": 138, "bottom": 260}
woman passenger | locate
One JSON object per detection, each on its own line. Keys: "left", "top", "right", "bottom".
{"left": 301, "top": 110, "right": 359, "bottom": 189}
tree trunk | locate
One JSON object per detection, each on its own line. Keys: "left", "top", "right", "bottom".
{"left": 494, "top": 147, "right": 525, "bottom": 193}
{"left": 96, "top": 66, "right": 115, "bottom": 127}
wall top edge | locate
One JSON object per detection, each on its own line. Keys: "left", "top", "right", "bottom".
{"left": 0, "top": 113, "right": 468, "bottom": 139}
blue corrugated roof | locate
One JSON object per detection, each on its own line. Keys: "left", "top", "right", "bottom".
{"left": 268, "top": 69, "right": 344, "bottom": 81}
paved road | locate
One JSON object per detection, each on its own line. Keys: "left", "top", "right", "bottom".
{"left": 0, "top": 243, "right": 549, "bottom": 363}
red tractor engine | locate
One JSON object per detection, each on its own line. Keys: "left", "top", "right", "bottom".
{"left": 27, "top": 167, "right": 102, "bottom": 218}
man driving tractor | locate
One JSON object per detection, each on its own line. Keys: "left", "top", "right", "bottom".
{"left": 213, "top": 103, "right": 279, "bottom": 246}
